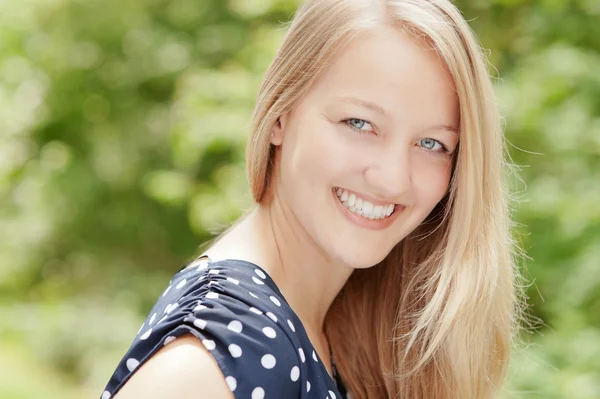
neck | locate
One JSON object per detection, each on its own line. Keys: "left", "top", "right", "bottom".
{"left": 211, "top": 195, "right": 349, "bottom": 339}
{"left": 205, "top": 198, "right": 353, "bottom": 378}
{"left": 204, "top": 193, "right": 354, "bottom": 367}
{"left": 252, "top": 198, "right": 353, "bottom": 334}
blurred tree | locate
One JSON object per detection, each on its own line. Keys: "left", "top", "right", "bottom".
{"left": 0, "top": 0, "right": 598, "bottom": 397}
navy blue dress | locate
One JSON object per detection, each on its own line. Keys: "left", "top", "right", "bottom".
{"left": 100, "top": 257, "right": 348, "bottom": 399}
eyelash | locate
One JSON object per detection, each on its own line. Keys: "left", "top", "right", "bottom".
{"left": 342, "top": 118, "right": 450, "bottom": 154}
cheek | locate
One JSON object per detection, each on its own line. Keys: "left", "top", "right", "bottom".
{"left": 284, "top": 122, "right": 351, "bottom": 187}
{"left": 412, "top": 158, "right": 452, "bottom": 205}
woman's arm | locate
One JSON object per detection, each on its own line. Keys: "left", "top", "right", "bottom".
{"left": 114, "top": 334, "right": 234, "bottom": 399}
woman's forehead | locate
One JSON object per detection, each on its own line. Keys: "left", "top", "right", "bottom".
{"left": 306, "top": 27, "right": 459, "bottom": 128}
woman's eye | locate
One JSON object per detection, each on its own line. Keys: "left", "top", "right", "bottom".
{"left": 345, "top": 118, "right": 374, "bottom": 133}
{"left": 418, "top": 138, "right": 448, "bottom": 153}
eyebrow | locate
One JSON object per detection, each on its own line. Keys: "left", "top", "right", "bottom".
{"left": 335, "top": 96, "right": 459, "bottom": 135}
{"left": 429, "top": 124, "right": 459, "bottom": 135}
{"left": 336, "top": 96, "right": 389, "bottom": 117}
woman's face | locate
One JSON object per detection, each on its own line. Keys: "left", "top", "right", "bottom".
{"left": 270, "top": 26, "right": 460, "bottom": 269}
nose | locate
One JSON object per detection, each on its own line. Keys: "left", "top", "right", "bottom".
{"left": 363, "top": 146, "right": 412, "bottom": 202}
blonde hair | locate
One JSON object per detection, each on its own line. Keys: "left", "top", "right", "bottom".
{"left": 246, "top": 0, "right": 521, "bottom": 397}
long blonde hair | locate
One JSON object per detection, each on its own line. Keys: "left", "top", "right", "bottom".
{"left": 246, "top": 1, "right": 521, "bottom": 397}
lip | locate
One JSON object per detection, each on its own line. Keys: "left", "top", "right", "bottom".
{"left": 332, "top": 187, "right": 404, "bottom": 231}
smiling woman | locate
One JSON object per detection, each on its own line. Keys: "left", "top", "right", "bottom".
{"left": 101, "top": 1, "right": 521, "bottom": 398}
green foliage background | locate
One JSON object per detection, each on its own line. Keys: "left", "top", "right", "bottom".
{"left": 0, "top": 0, "right": 598, "bottom": 397}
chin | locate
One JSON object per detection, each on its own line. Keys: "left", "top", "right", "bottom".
{"left": 335, "top": 246, "right": 393, "bottom": 270}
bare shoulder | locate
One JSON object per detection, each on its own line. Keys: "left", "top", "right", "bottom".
{"left": 114, "top": 334, "right": 234, "bottom": 399}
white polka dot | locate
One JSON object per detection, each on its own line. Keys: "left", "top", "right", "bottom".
{"left": 227, "top": 277, "right": 240, "bottom": 285}
{"left": 228, "top": 320, "right": 243, "bottom": 333}
{"left": 249, "top": 307, "right": 263, "bottom": 315}
{"left": 225, "top": 376, "right": 237, "bottom": 391}
{"left": 252, "top": 276, "right": 265, "bottom": 285}
{"left": 164, "top": 336, "right": 176, "bottom": 345}
{"left": 202, "top": 339, "right": 216, "bottom": 350}
{"left": 329, "top": 390, "right": 337, "bottom": 399}
{"left": 287, "top": 319, "right": 296, "bottom": 332}
{"left": 252, "top": 387, "right": 265, "bottom": 399}
{"left": 101, "top": 390, "right": 111, "bottom": 399}
{"left": 208, "top": 281, "right": 218, "bottom": 287}
{"left": 157, "top": 315, "right": 168, "bottom": 324}
{"left": 266, "top": 312, "right": 277, "bottom": 322}
{"left": 249, "top": 291, "right": 259, "bottom": 298}
{"left": 228, "top": 343, "right": 243, "bottom": 358}
{"left": 307, "top": 381, "right": 311, "bottom": 392}
{"left": 290, "top": 366, "right": 300, "bottom": 381}
{"left": 149, "top": 313, "right": 157, "bottom": 324}
{"left": 194, "top": 303, "right": 207, "bottom": 312}
{"left": 175, "top": 279, "right": 187, "bottom": 289}
{"left": 161, "top": 285, "right": 171, "bottom": 297}
{"left": 312, "top": 350, "right": 318, "bottom": 362}
{"left": 299, "top": 348, "right": 306, "bottom": 362}
{"left": 126, "top": 358, "right": 139, "bottom": 372}
{"left": 193, "top": 318, "right": 207, "bottom": 329}
{"left": 269, "top": 296, "right": 281, "bottom": 306}
{"left": 165, "top": 303, "right": 179, "bottom": 314}
{"left": 206, "top": 292, "right": 219, "bottom": 299}
{"left": 255, "top": 269, "right": 267, "bottom": 279}
{"left": 209, "top": 269, "right": 220, "bottom": 274}
{"left": 261, "top": 354, "right": 276, "bottom": 369}
{"left": 262, "top": 326, "right": 277, "bottom": 338}
{"left": 140, "top": 328, "right": 152, "bottom": 340}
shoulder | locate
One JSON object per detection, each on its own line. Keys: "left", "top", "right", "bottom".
{"left": 103, "top": 258, "right": 304, "bottom": 399}
{"left": 113, "top": 335, "right": 234, "bottom": 399}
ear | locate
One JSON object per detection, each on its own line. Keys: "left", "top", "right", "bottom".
{"left": 269, "top": 113, "right": 287, "bottom": 146}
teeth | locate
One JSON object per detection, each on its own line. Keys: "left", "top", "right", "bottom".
{"left": 335, "top": 188, "right": 396, "bottom": 220}
{"left": 386, "top": 204, "right": 394, "bottom": 216}
{"left": 355, "top": 198, "right": 363, "bottom": 211}
{"left": 373, "top": 206, "right": 383, "bottom": 218}
{"left": 346, "top": 194, "right": 356, "bottom": 207}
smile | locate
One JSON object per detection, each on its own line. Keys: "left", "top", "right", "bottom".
{"left": 334, "top": 187, "right": 396, "bottom": 220}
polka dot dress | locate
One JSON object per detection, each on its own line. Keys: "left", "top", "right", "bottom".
{"left": 100, "top": 258, "right": 348, "bottom": 399}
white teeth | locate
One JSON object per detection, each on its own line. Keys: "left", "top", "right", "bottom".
{"left": 386, "top": 204, "right": 394, "bottom": 216}
{"left": 346, "top": 194, "right": 356, "bottom": 207}
{"left": 373, "top": 206, "right": 383, "bottom": 219}
{"left": 334, "top": 188, "right": 396, "bottom": 220}
{"left": 355, "top": 198, "right": 363, "bottom": 211}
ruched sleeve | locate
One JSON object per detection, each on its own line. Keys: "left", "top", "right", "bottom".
{"left": 100, "top": 258, "right": 313, "bottom": 399}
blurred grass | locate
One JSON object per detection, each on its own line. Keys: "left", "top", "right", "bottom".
{"left": 0, "top": 0, "right": 598, "bottom": 398}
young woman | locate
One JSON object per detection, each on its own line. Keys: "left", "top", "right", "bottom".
{"left": 101, "top": 0, "right": 521, "bottom": 398}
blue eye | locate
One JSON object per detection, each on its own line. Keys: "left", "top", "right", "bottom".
{"left": 418, "top": 138, "right": 448, "bottom": 153}
{"left": 344, "top": 118, "right": 374, "bottom": 133}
